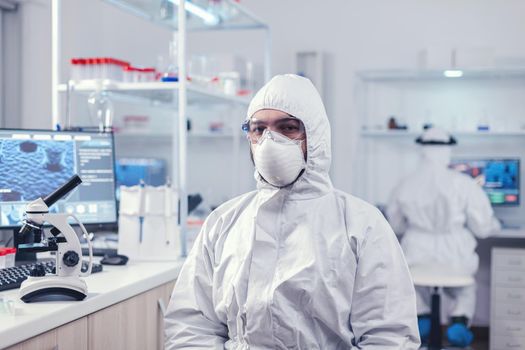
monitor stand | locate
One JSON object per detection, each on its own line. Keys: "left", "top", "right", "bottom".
{"left": 13, "top": 228, "right": 37, "bottom": 262}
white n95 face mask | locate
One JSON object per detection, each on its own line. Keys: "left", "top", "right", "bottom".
{"left": 252, "top": 130, "right": 306, "bottom": 188}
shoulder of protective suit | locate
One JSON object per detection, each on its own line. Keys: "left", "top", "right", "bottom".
{"left": 447, "top": 168, "right": 481, "bottom": 190}
{"left": 201, "top": 190, "right": 258, "bottom": 235}
{"left": 333, "top": 189, "right": 385, "bottom": 222}
{"left": 334, "top": 190, "right": 386, "bottom": 237}
{"left": 332, "top": 190, "right": 393, "bottom": 256}
{"left": 452, "top": 169, "right": 476, "bottom": 182}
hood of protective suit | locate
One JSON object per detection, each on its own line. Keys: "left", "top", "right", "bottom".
{"left": 421, "top": 145, "right": 452, "bottom": 168}
{"left": 247, "top": 74, "right": 332, "bottom": 199}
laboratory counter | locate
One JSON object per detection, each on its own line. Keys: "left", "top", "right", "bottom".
{"left": 0, "top": 259, "right": 183, "bottom": 349}
{"left": 495, "top": 227, "right": 525, "bottom": 239}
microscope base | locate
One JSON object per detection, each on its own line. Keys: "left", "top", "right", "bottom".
{"left": 19, "top": 276, "right": 88, "bottom": 303}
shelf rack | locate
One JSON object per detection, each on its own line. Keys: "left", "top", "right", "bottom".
{"left": 353, "top": 67, "right": 525, "bottom": 205}
{"left": 57, "top": 80, "right": 251, "bottom": 106}
{"left": 360, "top": 130, "right": 525, "bottom": 138}
{"left": 356, "top": 67, "right": 525, "bottom": 82}
{"left": 51, "top": 0, "right": 270, "bottom": 255}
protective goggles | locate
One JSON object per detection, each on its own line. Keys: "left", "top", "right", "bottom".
{"left": 241, "top": 116, "right": 306, "bottom": 144}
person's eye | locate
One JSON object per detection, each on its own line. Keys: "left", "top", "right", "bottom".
{"left": 251, "top": 126, "right": 266, "bottom": 134}
{"left": 280, "top": 124, "right": 299, "bottom": 132}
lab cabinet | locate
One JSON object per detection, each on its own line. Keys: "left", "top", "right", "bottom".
{"left": 5, "top": 281, "right": 175, "bottom": 350}
{"left": 87, "top": 280, "right": 174, "bottom": 350}
{"left": 5, "top": 318, "right": 88, "bottom": 350}
{"left": 5, "top": 331, "right": 57, "bottom": 350}
{"left": 5, "top": 333, "right": 52, "bottom": 350}
{"left": 491, "top": 248, "right": 525, "bottom": 350}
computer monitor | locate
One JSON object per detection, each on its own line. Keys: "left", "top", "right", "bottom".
{"left": 115, "top": 157, "right": 167, "bottom": 202}
{"left": 450, "top": 158, "right": 520, "bottom": 206}
{"left": 115, "top": 158, "right": 167, "bottom": 188}
{"left": 0, "top": 129, "right": 117, "bottom": 229}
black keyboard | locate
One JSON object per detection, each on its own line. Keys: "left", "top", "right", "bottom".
{"left": 0, "top": 260, "right": 103, "bottom": 292}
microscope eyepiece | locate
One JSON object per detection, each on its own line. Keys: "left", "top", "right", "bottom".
{"left": 43, "top": 175, "right": 82, "bottom": 207}
{"left": 19, "top": 220, "right": 41, "bottom": 236}
{"left": 19, "top": 222, "right": 33, "bottom": 237}
{"left": 18, "top": 219, "right": 44, "bottom": 245}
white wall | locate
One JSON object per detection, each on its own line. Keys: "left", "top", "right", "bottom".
{"left": 200, "top": 3, "right": 525, "bottom": 326}
{"left": 219, "top": 0, "right": 525, "bottom": 193}
{"left": 16, "top": 0, "right": 51, "bottom": 129}
{"left": 10, "top": 0, "right": 525, "bottom": 326}
{"left": 18, "top": 0, "right": 525, "bottom": 193}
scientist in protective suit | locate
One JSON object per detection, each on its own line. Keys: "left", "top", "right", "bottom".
{"left": 165, "top": 74, "right": 420, "bottom": 349}
{"left": 387, "top": 127, "right": 501, "bottom": 347}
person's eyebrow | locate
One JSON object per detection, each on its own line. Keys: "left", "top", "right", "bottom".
{"left": 249, "top": 115, "right": 297, "bottom": 125}
{"left": 274, "top": 117, "right": 300, "bottom": 124}
{"left": 249, "top": 120, "right": 267, "bottom": 125}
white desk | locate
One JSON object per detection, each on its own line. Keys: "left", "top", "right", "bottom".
{"left": 0, "top": 259, "right": 183, "bottom": 349}
{"left": 495, "top": 228, "right": 525, "bottom": 239}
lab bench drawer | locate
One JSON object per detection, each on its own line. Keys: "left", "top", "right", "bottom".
{"left": 494, "top": 270, "right": 525, "bottom": 287}
{"left": 493, "top": 319, "right": 525, "bottom": 337}
{"left": 494, "top": 302, "right": 525, "bottom": 321}
{"left": 492, "top": 335, "right": 525, "bottom": 350}
{"left": 493, "top": 253, "right": 525, "bottom": 271}
{"left": 494, "top": 287, "right": 525, "bottom": 304}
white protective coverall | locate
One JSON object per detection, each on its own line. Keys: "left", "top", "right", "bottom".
{"left": 165, "top": 74, "right": 420, "bottom": 349}
{"left": 387, "top": 145, "right": 501, "bottom": 319}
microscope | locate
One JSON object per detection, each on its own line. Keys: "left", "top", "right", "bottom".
{"left": 17, "top": 175, "right": 93, "bottom": 302}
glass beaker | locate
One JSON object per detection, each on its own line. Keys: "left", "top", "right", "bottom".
{"left": 161, "top": 39, "right": 179, "bottom": 82}
{"left": 88, "top": 90, "right": 114, "bottom": 132}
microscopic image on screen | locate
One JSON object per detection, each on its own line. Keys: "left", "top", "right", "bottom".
{"left": 484, "top": 161, "right": 518, "bottom": 189}
{"left": 450, "top": 158, "right": 520, "bottom": 206}
{"left": 0, "top": 204, "right": 24, "bottom": 226}
{"left": 0, "top": 140, "right": 75, "bottom": 202}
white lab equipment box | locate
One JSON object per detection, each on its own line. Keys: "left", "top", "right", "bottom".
{"left": 118, "top": 185, "right": 181, "bottom": 261}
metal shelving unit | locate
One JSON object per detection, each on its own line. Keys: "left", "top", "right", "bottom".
{"left": 104, "top": 0, "right": 269, "bottom": 31}
{"left": 114, "top": 130, "right": 246, "bottom": 141}
{"left": 57, "top": 80, "right": 252, "bottom": 106}
{"left": 356, "top": 67, "right": 525, "bottom": 81}
{"left": 361, "top": 130, "right": 525, "bottom": 137}
{"left": 354, "top": 67, "right": 525, "bottom": 204}
{"left": 51, "top": 0, "right": 270, "bottom": 256}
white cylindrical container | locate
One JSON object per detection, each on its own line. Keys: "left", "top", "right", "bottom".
{"left": 70, "top": 58, "right": 81, "bottom": 81}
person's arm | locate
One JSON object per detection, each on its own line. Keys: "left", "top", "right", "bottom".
{"left": 465, "top": 181, "right": 501, "bottom": 238}
{"left": 350, "top": 211, "right": 420, "bottom": 349}
{"left": 386, "top": 187, "right": 408, "bottom": 235}
{"left": 164, "top": 224, "right": 228, "bottom": 349}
